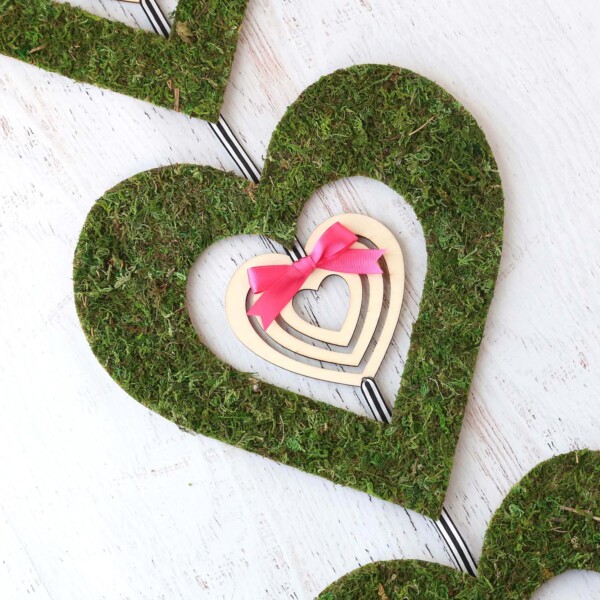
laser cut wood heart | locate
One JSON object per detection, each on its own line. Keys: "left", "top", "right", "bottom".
{"left": 225, "top": 214, "right": 404, "bottom": 385}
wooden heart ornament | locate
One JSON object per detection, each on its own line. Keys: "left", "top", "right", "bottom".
{"left": 225, "top": 214, "right": 404, "bottom": 386}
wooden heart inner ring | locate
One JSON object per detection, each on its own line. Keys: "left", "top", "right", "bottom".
{"left": 225, "top": 214, "right": 404, "bottom": 386}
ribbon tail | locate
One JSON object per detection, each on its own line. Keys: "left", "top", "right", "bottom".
{"left": 247, "top": 270, "right": 307, "bottom": 330}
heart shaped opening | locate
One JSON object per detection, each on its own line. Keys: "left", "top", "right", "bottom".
{"left": 530, "top": 571, "right": 600, "bottom": 599}
{"left": 290, "top": 275, "right": 350, "bottom": 333}
{"left": 187, "top": 176, "right": 427, "bottom": 420}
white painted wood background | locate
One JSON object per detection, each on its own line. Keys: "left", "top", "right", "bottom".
{"left": 1, "top": 0, "right": 599, "bottom": 598}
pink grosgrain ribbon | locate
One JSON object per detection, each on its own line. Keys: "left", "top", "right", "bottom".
{"left": 247, "top": 222, "right": 385, "bottom": 330}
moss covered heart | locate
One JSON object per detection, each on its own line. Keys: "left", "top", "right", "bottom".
{"left": 73, "top": 64, "right": 504, "bottom": 517}
{"left": 318, "top": 450, "right": 600, "bottom": 599}
{"left": 0, "top": 0, "right": 247, "bottom": 121}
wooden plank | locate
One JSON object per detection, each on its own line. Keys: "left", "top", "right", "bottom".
{"left": 1, "top": 0, "right": 599, "bottom": 598}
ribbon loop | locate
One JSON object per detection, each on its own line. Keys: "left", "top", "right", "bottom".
{"left": 247, "top": 222, "right": 385, "bottom": 330}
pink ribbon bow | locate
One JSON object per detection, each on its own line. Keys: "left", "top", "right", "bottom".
{"left": 247, "top": 221, "right": 385, "bottom": 330}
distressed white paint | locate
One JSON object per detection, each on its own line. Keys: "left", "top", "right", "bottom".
{"left": 1, "top": 0, "right": 600, "bottom": 598}
{"left": 531, "top": 570, "right": 600, "bottom": 600}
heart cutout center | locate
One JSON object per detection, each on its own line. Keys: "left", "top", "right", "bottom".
{"left": 290, "top": 275, "right": 350, "bottom": 333}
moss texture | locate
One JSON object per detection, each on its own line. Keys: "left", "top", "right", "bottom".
{"left": 73, "top": 64, "right": 504, "bottom": 517}
{"left": 318, "top": 450, "right": 600, "bottom": 599}
{"left": 0, "top": 0, "right": 247, "bottom": 121}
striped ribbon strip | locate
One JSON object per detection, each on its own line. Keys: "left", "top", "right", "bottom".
{"left": 137, "top": 0, "right": 304, "bottom": 258}
{"left": 134, "top": 0, "right": 477, "bottom": 576}
{"left": 363, "top": 374, "right": 478, "bottom": 573}
{"left": 210, "top": 115, "right": 261, "bottom": 183}
{"left": 436, "top": 507, "right": 478, "bottom": 575}
{"left": 140, "top": 0, "right": 170, "bottom": 37}
{"left": 361, "top": 377, "right": 392, "bottom": 423}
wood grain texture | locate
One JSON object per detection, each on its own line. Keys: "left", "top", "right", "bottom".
{"left": 1, "top": 0, "right": 600, "bottom": 598}
{"left": 223, "top": 213, "right": 404, "bottom": 387}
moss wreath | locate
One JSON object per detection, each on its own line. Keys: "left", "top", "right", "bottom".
{"left": 73, "top": 64, "right": 504, "bottom": 517}
{"left": 0, "top": 0, "right": 247, "bottom": 121}
{"left": 317, "top": 450, "right": 600, "bottom": 599}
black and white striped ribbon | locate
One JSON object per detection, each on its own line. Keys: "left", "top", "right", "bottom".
{"left": 137, "top": 0, "right": 305, "bottom": 256}
{"left": 209, "top": 115, "right": 261, "bottom": 183}
{"left": 436, "top": 507, "right": 478, "bottom": 576}
{"left": 135, "top": 0, "right": 477, "bottom": 576}
{"left": 140, "top": 0, "right": 170, "bottom": 38}
{"left": 361, "top": 377, "right": 392, "bottom": 423}
{"left": 361, "top": 378, "right": 477, "bottom": 574}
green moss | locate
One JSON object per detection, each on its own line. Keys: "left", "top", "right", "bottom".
{"left": 73, "top": 64, "right": 504, "bottom": 516}
{"left": 479, "top": 449, "right": 600, "bottom": 597}
{"left": 318, "top": 450, "right": 600, "bottom": 599}
{"left": 0, "top": 0, "right": 247, "bottom": 121}
{"left": 318, "top": 561, "right": 474, "bottom": 600}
